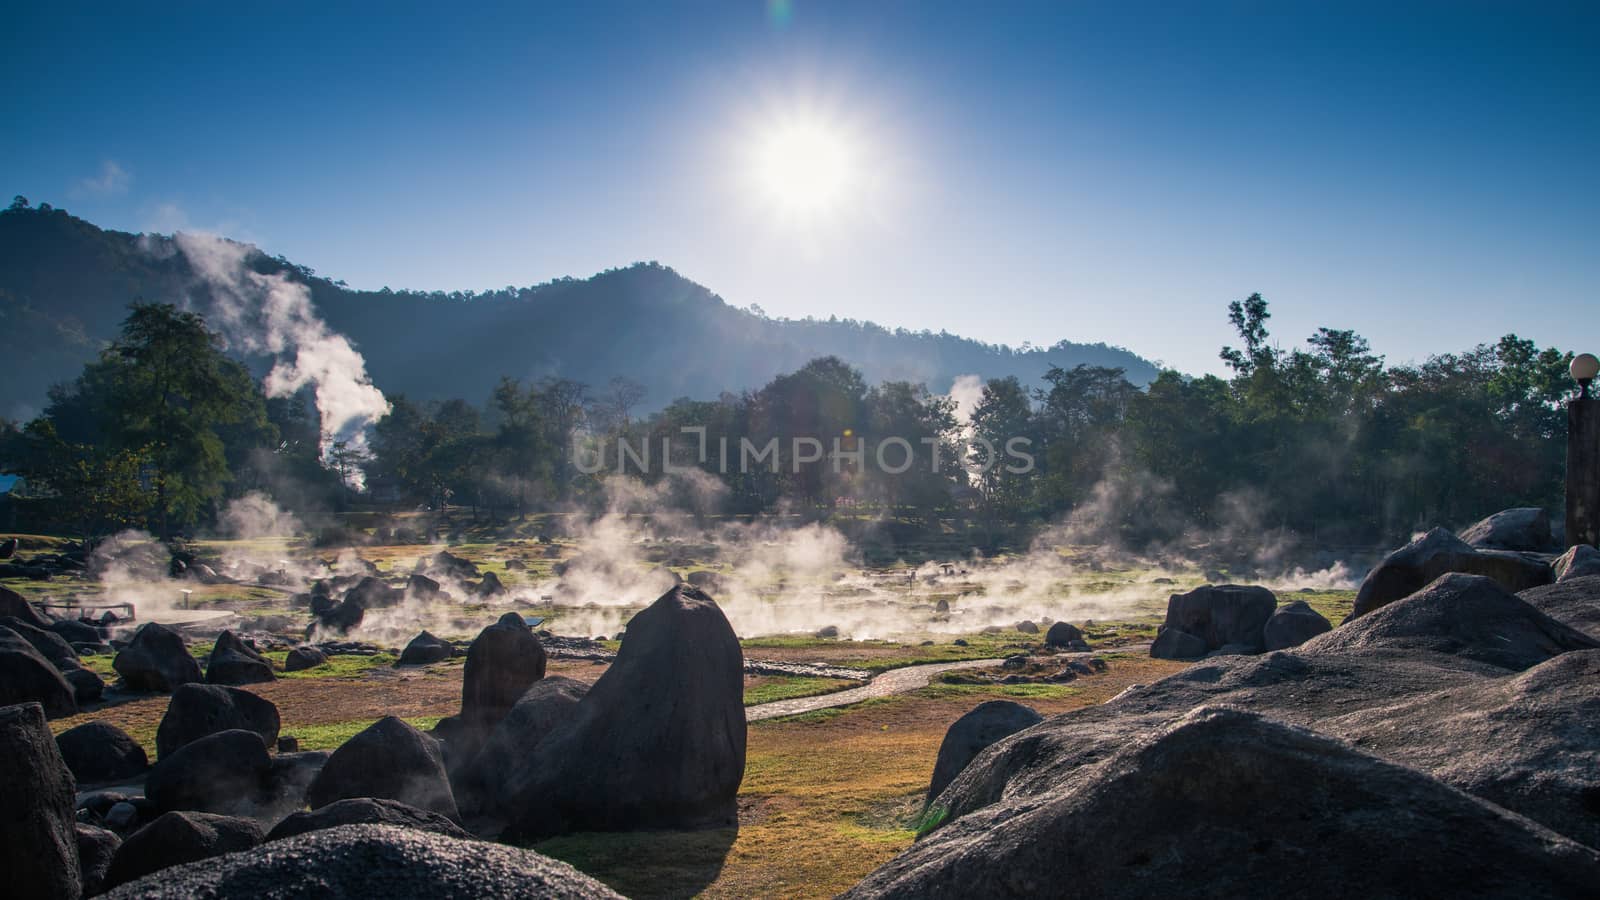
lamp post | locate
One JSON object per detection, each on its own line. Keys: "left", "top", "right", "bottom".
{"left": 1568, "top": 353, "right": 1600, "bottom": 549}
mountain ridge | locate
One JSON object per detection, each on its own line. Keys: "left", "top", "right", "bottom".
{"left": 0, "top": 203, "right": 1159, "bottom": 419}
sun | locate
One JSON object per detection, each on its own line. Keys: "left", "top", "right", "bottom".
{"left": 749, "top": 115, "right": 858, "bottom": 219}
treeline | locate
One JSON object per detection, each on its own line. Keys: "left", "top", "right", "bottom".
{"left": 0, "top": 295, "right": 1577, "bottom": 547}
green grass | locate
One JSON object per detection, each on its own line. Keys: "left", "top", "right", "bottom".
{"left": 261, "top": 649, "right": 399, "bottom": 678}
{"left": 743, "top": 676, "right": 855, "bottom": 706}
{"left": 761, "top": 696, "right": 899, "bottom": 725}
{"left": 916, "top": 680, "right": 1080, "bottom": 701}
{"left": 1293, "top": 589, "right": 1356, "bottom": 623}
{"left": 283, "top": 715, "right": 444, "bottom": 751}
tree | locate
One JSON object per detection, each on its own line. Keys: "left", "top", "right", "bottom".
{"left": 42, "top": 303, "right": 271, "bottom": 538}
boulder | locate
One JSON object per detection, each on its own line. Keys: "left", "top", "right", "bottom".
{"left": 143, "top": 730, "right": 272, "bottom": 816}
{"left": 397, "top": 630, "right": 455, "bottom": 666}
{"left": 407, "top": 573, "right": 443, "bottom": 599}
{"left": 1350, "top": 528, "right": 1552, "bottom": 619}
{"left": 461, "top": 612, "right": 547, "bottom": 734}
{"left": 846, "top": 708, "right": 1600, "bottom": 899}
{"left": 1043, "top": 621, "right": 1084, "bottom": 648}
{"left": 0, "top": 615, "right": 79, "bottom": 667}
{"left": 284, "top": 645, "right": 327, "bottom": 671}
{"left": 503, "top": 585, "right": 745, "bottom": 839}
{"left": 102, "top": 811, "right": 263, "bottom": 891}
{"left": 458, "top": 676, "right": 589, "bottom": 817}
{"left": 0, "top": 536, "right": 15, "bottom": 558}
{"left": 419, "top": 550, "right": 479, "bottom": 580}
{"left": 63, "top": 666, "right": 105, "bottom": 704}
{"left": 0, "top": 625, "right": 77, "bottom": 718}
{"left": 204, "top": 630, "right": 275, "bottom": 685}
{"left": 1158, "top": 584, "right": 1276, "bottom": 654}
{"left": 0, "top": 584, "right": 52, "bottom": 628}
{"left": 1460, "top": 507, "right": 1555, "bottom": 552}
{"left": 56, "top": 721, "right": 149, "bottom": 784}
{"left": 926, "top": 700, "right": 1043, "bottom": 803}
{"left": 1321, "top": 648, "right": 1600, "bottom": 848}
{"left": 1554, "top": 544, "right": 1600, "bottom": 582}
{"left": 49, "top": 618, "right": 103, "bottom": 645}
{"left": 307, "top": 716, "right": 458, "bottom": 819}
{"left": 156, "top": 683, "right": 280, "bottom": 759}
{"left": 0, "top": 702, "right": 81, "bottom": 900}
{"left": 1306, "top": 574, "right": 1597, "bottom": 671}
{"left": 76, "top": 823, "right": 120, "bottom": 897}
{"left": 1014, "top": 620, "right": 1039, "bottom": 634}
{"left": 112, "top": 623, "right": 202, "bottom": 693}
{"left": 473, "top": 570, "right": 507, "bottom": 597}
{"left": 1261, "top": 599, "right": 1333, "bottom": 651}
{"left": 267, "top": 797, "right": 471, "bottom": 842}
{"left": 100, "top": 824, "right": 624, "bottom": 899}
{"left": 1149, "top": 625, "right": 1206, "bottom": 660}
{"left": 1518, "top": 575, "right": 1600, "bottom": 640}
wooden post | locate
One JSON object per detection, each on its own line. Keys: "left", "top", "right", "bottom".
{"left": 1568, "top": 398, "right": 1600, "bottom": 549}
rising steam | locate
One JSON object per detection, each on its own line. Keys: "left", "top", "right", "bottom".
{"left": 170, "top": 232, "right": 390, "bottom": 467}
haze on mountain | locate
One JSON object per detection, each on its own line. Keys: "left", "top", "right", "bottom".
{"left": 0, "top": 202, "right": 1156, "bottom": 421}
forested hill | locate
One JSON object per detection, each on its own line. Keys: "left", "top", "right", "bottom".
{"left": 0, "top": 203, "right": 1158, "bottom": 417}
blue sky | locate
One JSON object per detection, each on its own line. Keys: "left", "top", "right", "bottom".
{"left": 5, "top": 1, "right": 1596, "bottom": 377}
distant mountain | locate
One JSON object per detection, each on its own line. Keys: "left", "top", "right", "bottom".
{"left": 0, "top": 204, "right": 1158, "bottom": 419}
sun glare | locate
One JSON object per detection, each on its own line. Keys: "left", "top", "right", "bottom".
{"left": 750, "top": 116, "right": 858, "bottom": 219}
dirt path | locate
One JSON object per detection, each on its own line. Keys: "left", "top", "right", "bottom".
{"left": 745, "top": 643, "right": 1156, "bottom": 722}
{"left": 746, "top": 659, "right": 1005, "bottom": 721}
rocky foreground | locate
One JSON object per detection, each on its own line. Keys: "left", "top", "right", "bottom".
{"left": 2, "top": 584, "right": 745, "bottom": 898}
{"left": 847, "top": 571, "right": 1600, "bottom": 898}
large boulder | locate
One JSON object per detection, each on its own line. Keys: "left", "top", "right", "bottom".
{"left": 0, "top": 615, "right": 80, "bottom": 667}
{"left": 1554, "top": 544, "right": 1600, "bottom": 582}
{"left": 0, "top": 702, "right": 81, "bottom": 900}
{"left": 156, "top": 683, "right": 280, "bottom": 759}
{"left": 845, "top": 707, "right": 1600, "bottom": 899}
{"left": 1322, "top": 648, "right": 1600, "bottom": 849}
{"left": 76, "top": 823, "right": 120, "bottom": 897}
{"left": 926, "top": 700, "right": 1043, "bottom": 804}
{"left": 204, "top": 630, "right": 275, "bottom": 685}
{"left": 1306, "top": 574, "right": 1597, "bottom": 671}
{"left": 49, "top": 618, "right": 103, "bottom": 645}
{"left": 1519, "top": 575, "right": 1600, "bottom": 640}
{"left": 56, "top": 721, "right": 149, "bottom": 784}
{"left": 396, "top": 630, "right": 454, "bottom": 666}
{"left": 284, "top": 645, "right": 327, "bottom": 671}
{"left": 143, "top": 729, "right": 272, "bottom": 816}
{"left": 102, "top": 811, "right": 263, "bottom": 891}
{"left": 63, "top": 665, "right": 105, "bottom": 704}
{"left": 461, "top": 612, "right": 547, "bottom": 734}
{"left": 503, "top": 585, "right": 745, "bottom": 840}
{"left": 0, "top": 625, "right": 77, "bottom": 718}
{"left": 266, "top": 797, "right": 471, "bottom": 842}
{"left": 458, "top": 676, "right": 590, "bottom": 817}
{"left": 112, "top": 623, "right": 202, "bottom": 693}
{"left": 1261, "top": 599, "right": 1333, "bottom": 651}
{"left": 922, "top": 574, "right": 1598, "bottom": 846}
{"left": 0, "top": 584, "right": 52, "bottom": 628}
{"left": 1043, "top": 621, "right": 1086, "bottom": 649}
{"left": 1149, "top": 625, "right": 1206, "bottom": 660}
{"left": 419, "top": 550, "right": 480, "bottom": 580}
{"left": 307, "top": 716, "right": 458, "bottom": 819}
{"left": 1154, "top": 584, "right": 1276, "bottom": 656}
{"left": 473, "top": 570, "right": 507, "bottom": 597}
{"left": 1350, "top": 528, "right": 1552, "bottom": 619}
{"left": 101, "top": 824, "right": 624, "bottom": 899}
{"left": 1460, "top": 507, "right": 1555, "bottom": 552}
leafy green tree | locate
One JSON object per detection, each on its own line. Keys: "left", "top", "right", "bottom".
{"left": 42, "top": 303, "right": 271, "bottom": 537}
